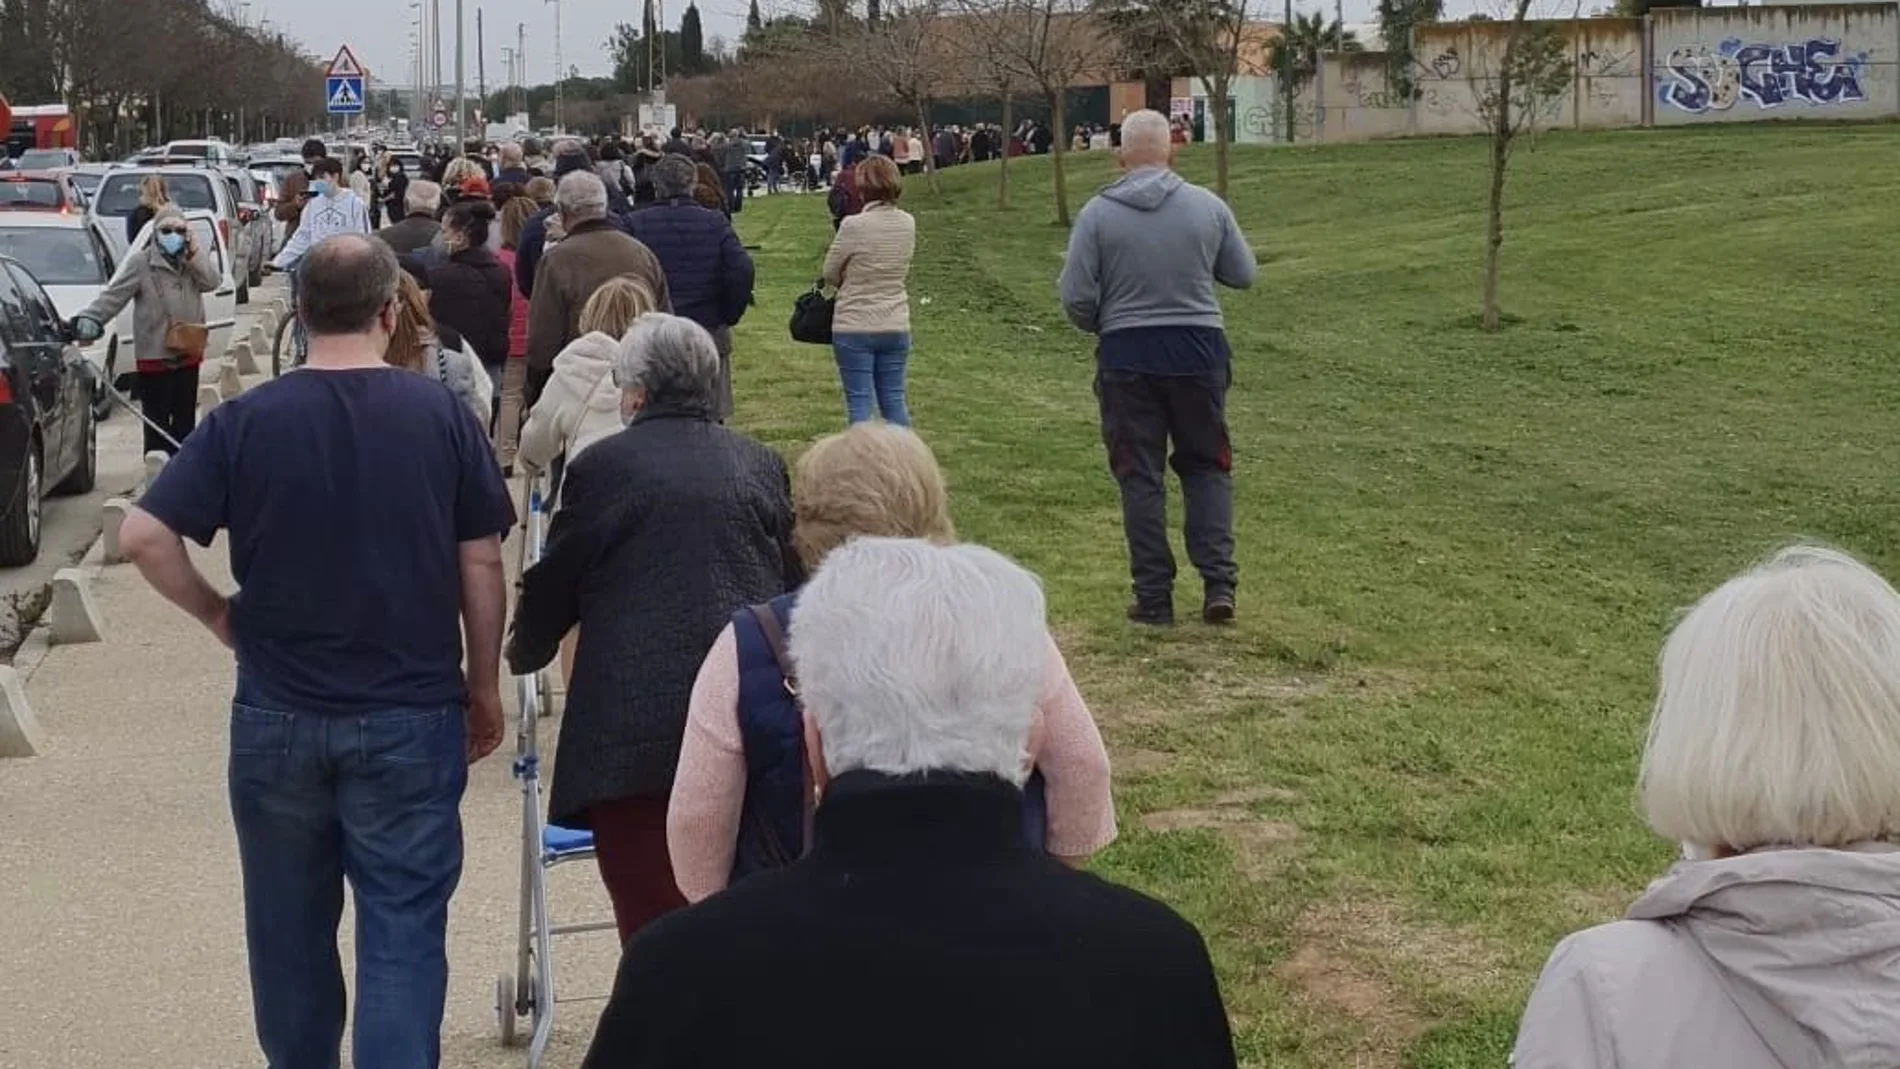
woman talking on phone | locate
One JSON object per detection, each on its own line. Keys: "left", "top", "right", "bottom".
{"left": 76, "top": 206, "right": 222, "bottom": 454}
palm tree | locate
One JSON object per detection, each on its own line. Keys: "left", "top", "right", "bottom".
{"left": 1267, "top": 11, "right": 1361, "bottom": 81}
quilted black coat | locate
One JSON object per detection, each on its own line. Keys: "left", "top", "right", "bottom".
{"left": 626, "top": 197, "right": 755, "bottom": 333}
{"left": 507, "top": 404, "right": 799, "bottom": 827}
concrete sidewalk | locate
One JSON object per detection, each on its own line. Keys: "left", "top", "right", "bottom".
{"left": 0, "top": 445, "right": 621, "bottom": 1065}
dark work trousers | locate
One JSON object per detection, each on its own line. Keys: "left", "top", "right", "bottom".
{"left": 589, "top": 794, "right": 688, "bottom": 944}
{"left": 139, "top": 364, "right": 200, "bottom": 455}
{"left": 1095, "top": 368, "right": 1237, "bottom": 606}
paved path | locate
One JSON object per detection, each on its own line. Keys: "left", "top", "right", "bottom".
{"left": 0, "top": 322, "right": 622, "bottom": 1068}
{"left": 0, "top": 284, "right": 287, "bottom": 625}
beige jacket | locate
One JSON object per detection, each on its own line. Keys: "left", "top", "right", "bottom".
{"left": 79, "top": 243, "right": 221, "bottom": 368}
{"left": 1513, "top": 845, "right": 1900, "bottom": 1069}
{"left": 822, "top": 202, "right": 915, "bottom": 334}
{"left": 517, "top": 331, "right": 622, "bottom": 472}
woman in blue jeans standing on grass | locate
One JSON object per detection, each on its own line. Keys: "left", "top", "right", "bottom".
{"left": 823, "top": 155, "right": 917, "bottom": 425}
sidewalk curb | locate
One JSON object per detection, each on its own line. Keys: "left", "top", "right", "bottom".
{"left": 17, "top": 487, "right": 130, "bottom": 685}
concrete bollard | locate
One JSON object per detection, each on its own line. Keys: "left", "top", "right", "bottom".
{"left": 143, "top": 450, "right": 168, "bottom": 483}
{"left": 255, "top": 309, "right": 277, "bottom": 341}
{"left": 230, "top": 340, "right": 260, "bottom": 376}
{"left": 101, "top": 497, "right": 131, "bottom": 565}
{"left": 271, "top": 297, "right": 290, "bottom": 321}
{"left": 48, "top": 568, "right": 103, "bottom": 645}
{"left": 197, "top": 384, "right": 221, "bottom": 415}
{"left": 0, "top": 666, "right": 42, "bottom": 758}
{"left": 248, "top": 323, "right": 269, "bottom": 355}
{"left": 216, "top": 360, "right": 243, "bottom": 401}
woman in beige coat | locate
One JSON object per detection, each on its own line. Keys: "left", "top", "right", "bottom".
{"left": 1513, "top": 544, "right": 1900, "bottom": 1069}
{"left": 822, "top": 155, "right": 915, "bottom": 427}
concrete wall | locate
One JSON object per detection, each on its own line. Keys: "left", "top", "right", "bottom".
{"left": 1651, "top": 4, "right": 1899, "bottom": 124}
{"left": 1192, "top": 3, "right": 1899, "bottom": 146}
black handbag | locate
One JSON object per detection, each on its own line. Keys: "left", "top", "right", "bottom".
{"left": 788, "top": 278, "right": 836, "bottom": 345}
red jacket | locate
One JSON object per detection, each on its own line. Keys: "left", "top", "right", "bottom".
{"left": 496, "top": 247, "right": 529, "bottom": 360}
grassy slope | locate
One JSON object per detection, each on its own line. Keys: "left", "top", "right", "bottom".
{"left": 729, "top": 123, "right": 1900, "bottom": 1067}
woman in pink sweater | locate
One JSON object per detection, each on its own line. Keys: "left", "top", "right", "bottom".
{"left": 668, "top": 423, "right": 1118, "bottom": 901}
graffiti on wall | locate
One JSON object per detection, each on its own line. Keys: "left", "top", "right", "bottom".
{"left": 1659, "top": 36, "right": 1869, "bottom": 113}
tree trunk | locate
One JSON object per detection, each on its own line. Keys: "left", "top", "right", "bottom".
{"left": 916, "top": 99, "right": 940, "bottom": 195}
{"left": 1481, "top": 120, "right": 1507, "bottom": 332}
{"left": 997, "top": 88, "right": 1012, "bottom": 209}
{"left": 1049, "top": 89, "right": 1070, "bottom": 226}
{"left": 1482, "top": 0, "right": 1533, "bottom": 332}
{"left": 1209, "top": 74, "right": 1231, "bottom": 201}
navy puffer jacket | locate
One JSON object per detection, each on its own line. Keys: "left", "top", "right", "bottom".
{"left": 626, "top": 197, "right": 755, "bottom": 331}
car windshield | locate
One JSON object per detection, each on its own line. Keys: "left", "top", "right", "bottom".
{"left": 68, "top": 172, "right": 103, "bottom": 194}
{"left": 165, "top": 144, "right": 209, "bottom": 159}
{"left": 252, "top": 161, "right": 305, "bottom": 183}
{"left": 93, "top": 174, "right": 216, "bottom": 217}
{"left": 0, "top": 227, "right": 108, "bottom": 285}
{"left": 17, "top": 150, "right": 71, "bottom": 169}
{"left": 0, "top": 178, "right": 61, "bottom": 209}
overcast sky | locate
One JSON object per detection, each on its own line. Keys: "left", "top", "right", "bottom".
{"left": 247, "top": 0, "right": 1540, "bottom": 86}
{"left": 247, "top": 0, "right": 757, "bottom": 82}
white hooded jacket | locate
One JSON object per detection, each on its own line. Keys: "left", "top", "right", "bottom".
{"left": 517, "top": 331, "right": 622, "bottom": 473}
{"left": 1513, "top": 844, "right": 1900, "bottom": 1069}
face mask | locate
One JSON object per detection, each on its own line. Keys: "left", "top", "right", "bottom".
{"left": 156, "top": 232, "right": 186, "bottom": 256}
{"left": 312, "top": 179, "right": 334, "bottom": 197}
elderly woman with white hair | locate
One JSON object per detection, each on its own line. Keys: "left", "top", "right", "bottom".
{"left": 583, "top": 538, "right": 1236, "bottom": 1069}
{"left": 508, "top": 312, "right": 797, "bottom": 944}
{"left": 1513, "top": 544, "right": 1900, "bottom": 1068}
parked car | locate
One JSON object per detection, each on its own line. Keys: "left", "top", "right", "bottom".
{"left": 58, "top": 163, "right": 119, "bottom": 205}
{"left": 15, "top": 148, "right": 82, "bottom": 170}
{"left": 212, "top": 165, "right": 271, "bottom": 288}
{"left": 160, "top": 139, "right": 238, "bottom": 165}
{"left": 0, "top": 171, "right": 85, "bottom": 213}
{"left": 87, "top": 166, "right": 254, "bottom": 303}
{"left": 0, "top": 254, "right": 100, "bottom": 565}
{"left": 0, "top": 211, "right": 130, "bottom": 418}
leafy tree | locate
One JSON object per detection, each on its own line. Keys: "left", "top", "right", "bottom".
{"left": 1095, "top": 0, "right": 1254, "bottom": 198}
{"left": 1377, "top": 0, "right": 1442, "bottom": 100}
{"left": 1477, "top": 0, "right": 1574, "bottom": 330}
{"left": 748, "top": 0, "right": 764, "bottom": 31}
{"left": 681, "top": 3, "right": 707, "bottom": 74}
{"left": 1266, "top": 11, "right": 1360, "bottom": 82}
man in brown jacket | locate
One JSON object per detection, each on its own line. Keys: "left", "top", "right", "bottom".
{"left": 273, "top": 139, "right": 328, "bottom": 246}
{"left": 525, "top": 171, "right": 671, "bottom": 407}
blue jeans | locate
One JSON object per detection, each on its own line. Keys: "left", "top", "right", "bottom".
{"left": 228, "top": 702, "right": 468, "bottom": 1069}
{"left": 833, "top": 332, "right": 912, "bottom": 426}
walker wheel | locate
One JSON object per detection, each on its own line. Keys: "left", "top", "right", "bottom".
{"left": 496, "top": 973, "right": 519, "bottom": 1047}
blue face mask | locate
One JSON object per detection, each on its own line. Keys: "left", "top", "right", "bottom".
{"left": 312, "top": 179, "right": 334, "bottom": 197}
{"left": 156, "top": 232, "right": 186, "bottom": 257}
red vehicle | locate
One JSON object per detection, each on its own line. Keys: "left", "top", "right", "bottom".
{"left": 0, "top": 171, "right": 83, "bottom": 213}
{"left": 2, "top": 101, "right": 77, "bottom": 162}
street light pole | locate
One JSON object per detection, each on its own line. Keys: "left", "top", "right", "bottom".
{"left": 454, "top": 0, "right": 466, "bottom": 150}
{"left": 547, "top": 0, "right": 564, "bottom": 133}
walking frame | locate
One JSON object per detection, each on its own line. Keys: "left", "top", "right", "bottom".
{"left": 495, "top": 472, "right": 617, "bottom": 1064}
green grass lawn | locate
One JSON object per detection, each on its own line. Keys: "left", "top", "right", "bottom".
{"left": 728, "top": 121, "right": 1900, "bottom": 1067}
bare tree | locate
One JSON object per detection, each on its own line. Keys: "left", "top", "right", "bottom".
{"left": 956, "top": 0, "right": 1115, "bottom": 225}
{"left": 942, "top": 0, "right": 1024, "bottom": 207}
{"left": 1474, "top": 0, "right": 1573, "bottom": 330}
{"left": 808, "top": 0, "right": 956, "bottom": 193}
{"left": 1100, "top": 0, "right": 1257, "bottom": 200}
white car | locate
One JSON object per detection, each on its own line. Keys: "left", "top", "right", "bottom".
{"left": 87, "top": 165, "right": 256, "bottom": 304}
{"left": 0, "top": 211, "right": 133, "bottom": 417}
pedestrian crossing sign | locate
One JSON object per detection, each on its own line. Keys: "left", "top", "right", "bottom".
{"left": 326, "top": 76, "right": 366, "bottom": 114}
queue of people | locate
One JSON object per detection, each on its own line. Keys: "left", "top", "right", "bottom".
{"left": 89, "top": 104, "right": 1900, "bottom": 1069}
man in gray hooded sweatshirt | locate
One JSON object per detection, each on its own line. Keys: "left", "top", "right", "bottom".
{"left": 1058, "top": 109, "right": 1257, "bottom": 626}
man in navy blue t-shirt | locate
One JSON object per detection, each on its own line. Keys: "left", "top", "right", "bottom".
{"left": 119, "top": 233, "right": 516, "bottom": 1069}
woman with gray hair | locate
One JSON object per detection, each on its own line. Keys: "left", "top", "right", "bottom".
{"left": 1513, "top": 544, "right": 1900, "bottom": 1068}
{"left": 78, "top": 205, "right": 222, "bottom": 454}
{"left": 508, "top": 312, "right": 798, "bottom": 943}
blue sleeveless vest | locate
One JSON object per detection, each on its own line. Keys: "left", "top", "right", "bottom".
{"left": 729, "top": 594, "right": 1049, "bottom": 886}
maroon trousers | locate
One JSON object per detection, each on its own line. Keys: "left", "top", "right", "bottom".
{"left": 590, "top": 794, "right": 687, "bottom": 943}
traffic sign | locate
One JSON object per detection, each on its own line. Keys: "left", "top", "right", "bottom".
{"left": 431, "top": 109, "right": 450, "bottom": 130}
{"left": 327, "top": 77, "right": 366, "bottom": 115}
{"left": 327, "top": 45, "right": 365, "bottom": 78}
